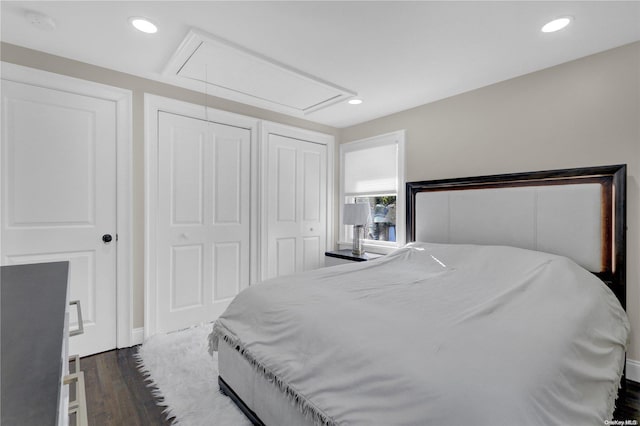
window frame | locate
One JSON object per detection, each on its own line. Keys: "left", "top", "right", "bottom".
{"left": 339, "top": 130, "right": 406, "bottom": 253}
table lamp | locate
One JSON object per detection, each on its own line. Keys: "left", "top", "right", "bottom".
{"left": 343, "top": 203, "right": 370, "bottom": 256}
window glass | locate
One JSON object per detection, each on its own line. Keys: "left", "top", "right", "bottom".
{"left": 355, "top": 195, "right": 397, "bottom": 242}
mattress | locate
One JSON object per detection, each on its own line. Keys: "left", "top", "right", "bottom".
{"left": 210, "top": 242, "right": 629, "bottom": 425}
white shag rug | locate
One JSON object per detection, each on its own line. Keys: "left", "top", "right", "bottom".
{"left": 136, "top": 324, "right": 252, "bottom": 426}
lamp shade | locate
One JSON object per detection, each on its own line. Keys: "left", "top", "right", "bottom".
{"left": 343, "top": 203, "right": 370, "bottom": 225}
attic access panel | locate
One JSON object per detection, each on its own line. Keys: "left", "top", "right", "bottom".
{"left": 165, "top": 29, "right": 356, "bottom": 115}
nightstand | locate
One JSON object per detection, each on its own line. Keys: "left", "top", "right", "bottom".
{"left": 324, "top": 249, "right": 384, "bottom": 267}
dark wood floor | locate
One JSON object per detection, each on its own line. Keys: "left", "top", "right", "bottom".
{"left": 617, "top": 380, "right": 640, "bottom": 422}
{"left": 82, "top": 347, "right": 174, "bottom": 426}
{"left": 82, "top": 347, "right": 640, "bottom": 425}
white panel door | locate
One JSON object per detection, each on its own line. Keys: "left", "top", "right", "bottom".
{"left": 266, "top": 134, "right": 327, "bottom": 279}
{"left": 156, "top": 112, "right": 250, "bottom": 333}
{"left": 1, "top": 80, "right": 117, "bottom": 356}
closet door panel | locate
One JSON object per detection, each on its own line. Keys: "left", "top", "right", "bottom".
{"left": 156, "top": 112, "right": 250, "bottom": 334}
{"left": 265, "top": 132, "right": 328, "bottom": 279}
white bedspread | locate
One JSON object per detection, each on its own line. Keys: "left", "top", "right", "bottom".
{"left": 210, "top": 243, "right": 629, "bottom": 425}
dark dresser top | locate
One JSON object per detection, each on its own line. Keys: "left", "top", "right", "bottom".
{"left": 1, "top": 261, "right": 69, "bottom": 426}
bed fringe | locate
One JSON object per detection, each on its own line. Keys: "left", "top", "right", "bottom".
{"left": 209, "top": 322, "right": 337, "bottom": 426}
{"left": 209, "top": 322, "right": 627, "bottom": 425}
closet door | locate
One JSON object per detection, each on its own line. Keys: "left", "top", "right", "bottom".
{"left": 265, "top": 133, "right": 328, "bottom": 279}
{"left": 155, "top": 112, "right": 250, "bottom": 333}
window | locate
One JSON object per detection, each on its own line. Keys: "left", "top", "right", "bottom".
{"left": 340, "top": 131, "right": 405, "bottom": 249}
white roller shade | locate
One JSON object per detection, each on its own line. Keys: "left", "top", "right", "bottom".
{"left": 344, "top": 143, "right": 398, "bottom": 194}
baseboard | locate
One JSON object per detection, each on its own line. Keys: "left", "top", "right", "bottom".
{"left": 626, "top": 359, "right": 640, "bottom": 383}
{"left": 132, "top": 327, "right": 145, "bottom": 346}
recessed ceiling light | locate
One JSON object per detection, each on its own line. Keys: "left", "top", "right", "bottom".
{"left": 130, "top": 17, "right": 158, "bottom": 34}
{"left": 541, "top": 17, "right": 572, "bottom": 33}
{"left": 348, "top": 99, "right": 363, "bottom": 105}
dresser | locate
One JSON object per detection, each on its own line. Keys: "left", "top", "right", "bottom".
{"left": 0, "top": 262, "right": 87, "bottom": 426}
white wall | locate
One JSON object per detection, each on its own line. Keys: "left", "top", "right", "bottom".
{"left": 341, "top": 41, "right": 640, "bottom": 361}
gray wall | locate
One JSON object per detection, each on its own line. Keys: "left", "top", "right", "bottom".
{"left": 0, "top": 42, "right": 339, "bottom": 330}
{"left": 341, "top": 41, "right": 640, "bottom": 360}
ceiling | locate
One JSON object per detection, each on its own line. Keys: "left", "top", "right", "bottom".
{"left": 2, "top": 1, "right": 639, "bottom": 128}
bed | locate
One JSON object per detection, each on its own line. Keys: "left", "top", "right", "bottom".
{"left": 210, "top": 164, "right": 629, "bottom": 425}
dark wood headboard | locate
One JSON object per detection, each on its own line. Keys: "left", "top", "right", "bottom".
{"left": 406, "top": 164, "right": 626, "bottom": 309}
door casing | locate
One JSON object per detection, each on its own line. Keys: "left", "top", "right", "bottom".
{"left": 144, "top": 94, "right": 260, "bottom": 338}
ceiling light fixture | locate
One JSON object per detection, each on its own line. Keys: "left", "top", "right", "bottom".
{"left": 348, "top": 99, "right": 363, "bottom": 105}
{"left": 541, "top": 17, "right": 572, "bottom": 33}
{"left": 130, "top": 17, "right": 158, "bottom": 34}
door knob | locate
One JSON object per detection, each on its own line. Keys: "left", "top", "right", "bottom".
{"left": 102, "top": 234, "right": 113, "bottom": 243}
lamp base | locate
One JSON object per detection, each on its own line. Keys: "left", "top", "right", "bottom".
{"left": 352, "top": 225, "right": 365, "bottom": 256}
